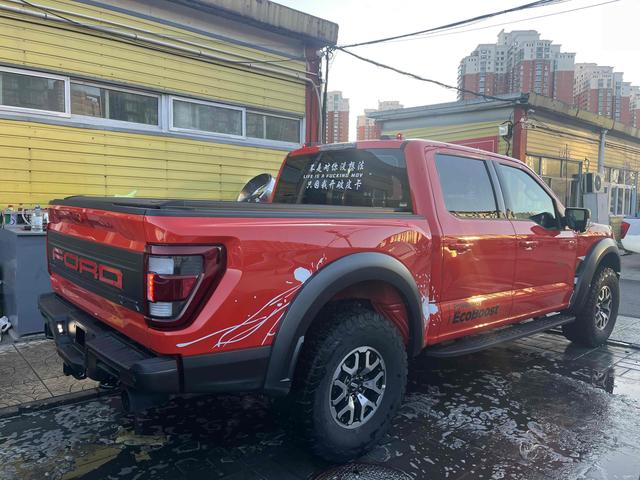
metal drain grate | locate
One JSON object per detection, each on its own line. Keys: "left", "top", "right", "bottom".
{"left": 313, "top": 463, "right": 410, "bottom": 480}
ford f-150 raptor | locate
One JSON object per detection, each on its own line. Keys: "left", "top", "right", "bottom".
{"left": 39, "top": 139, "right": 620, "bottom": 461}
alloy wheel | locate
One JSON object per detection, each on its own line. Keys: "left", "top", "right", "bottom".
{"left": 329, "top": 346, "right": 386, "bottom": 429}
{"left": 595, "top": 285, "right": 613, "bottom": 330}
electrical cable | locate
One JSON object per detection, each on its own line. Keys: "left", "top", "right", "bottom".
{"left": 335, "top": 47, "right": 521, "bottom": 103}
{"left": 337, "top": 0, "right": 568, "bottom": 48}
{"left": 383, "top": 0, "right": 621, "bottom": 43}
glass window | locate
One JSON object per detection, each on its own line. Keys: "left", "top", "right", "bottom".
{"left": 273, "top": 148, "right": 412, "bottom": 211}
{"left": 172, "top": 99, "right": 242, "bottom": 136}
{"left": 71, "top": 83, "right": 158, "bottom": 125}
{"left": 435, "top": 154, "right": 498, "bottom": 219}
{"left": 540, "top": 157, "right": 562, "bottom": 177}
{"left": 525, "top": 156, "right": 541, "bottom": 174}
{"left": 0, "top": 69, "right": 65, "bottom": 112}
{"left": 498, "top": 164, "right": 558, "bottom": 229}
{"left": 246, "top": 112, "right": 300, "bottom": 143}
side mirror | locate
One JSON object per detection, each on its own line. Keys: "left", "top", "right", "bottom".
{"left": 237, "top": 173, "right": 275, "bottom": 203}
{"left": 564, "top": 207, "right": 590, "bottom": 233}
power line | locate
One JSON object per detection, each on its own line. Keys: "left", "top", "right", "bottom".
{"left": 385, "top": 0, "right": 620, "bottom": 43}
{"left": 337, "top": 0, "right": 568, "bottom": 48}
{"left": 335, "top": 47, "right": 522, "bottom": 102}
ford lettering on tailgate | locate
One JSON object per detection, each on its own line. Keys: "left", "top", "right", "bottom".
{"left": 47, "top": 231, "right": 144, "bottom": 312}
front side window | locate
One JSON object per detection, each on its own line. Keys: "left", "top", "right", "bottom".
{"left": 0, "top": 69, "right": 65, "bottom": 113}
{"left": 71, "top": 83, "right": 158, "bottom": 125}
{"left": 435, "top": 154, "right": 499, "bottom": 219}
{"left": 498, "top": 164, "right": 558, "bottom": 229}
{"left": 273, "top": 148, "right": 411, "bottom": 211}
{"left": 172, "top": 99, "right": 242, "bottom": 136}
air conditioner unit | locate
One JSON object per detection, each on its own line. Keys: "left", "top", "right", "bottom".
{"left": 583, "top": 172, "right": 604, "bottom": 193}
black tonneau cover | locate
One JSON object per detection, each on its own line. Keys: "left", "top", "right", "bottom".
{"left": 50, "top": 196, "right": 419, "bottom": 219}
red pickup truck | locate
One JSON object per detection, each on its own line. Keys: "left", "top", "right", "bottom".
{"left": 39, "top": 140, "right": 620, "bottom": 461}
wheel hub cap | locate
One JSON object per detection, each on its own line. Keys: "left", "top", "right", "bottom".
{"left": 329, "top": 346, "right": 386, "bottom": 429}
{"left": 595, "top": 285, "right": 612, "bottom": 330}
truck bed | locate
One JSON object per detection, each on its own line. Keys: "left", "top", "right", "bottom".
{"left": 51, "top": 196, "right": 416, "bottom": 219}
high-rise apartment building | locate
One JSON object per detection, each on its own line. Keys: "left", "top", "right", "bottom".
{"left": 457, "top": 30, "right": 575, "bottom": 104}
{"left": 325, "top": 91, "right": 349, "bottom": 143}
{"left": 573, "top": 64, "right": 632, "bottom": 123}
{"left": 631, "top": 86, "right": 640, "bottom": 128}
{"left": 357, "top": 100, "right": 403, "bottom": 140}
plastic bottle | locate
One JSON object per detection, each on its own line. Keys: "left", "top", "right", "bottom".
{"left": 4, "top": 205, "right": 16, "bottom": 227}
{"left": 3, "top": 205, "right": 13, "bottom": 227}
{"left": 32, "top": 205, "right": 43, "bottom": 233}
{"left": 17, "top": 204, "right": 24, "bottom": 225}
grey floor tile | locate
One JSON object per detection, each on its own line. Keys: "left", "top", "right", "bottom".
{"left": 42, "top": 375, "right": 99, "bottom": 396}
{"left": 0, "top": 379, "right": 52, "bottom": 408}
{"left": 0, "top": 346, "right": 40, "bottom": 386}
{"left": 15, "top": 339, "right": 63, "bottom": 380}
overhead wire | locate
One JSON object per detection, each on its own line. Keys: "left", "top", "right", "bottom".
{"left": 337, "top": 0, "right": 569, "bottom": 48}
{"left": 335, "top": 47, "right": 521, "bottom": 102}
{"left": 384, "top": 0, "right": 621, "bottom": 43}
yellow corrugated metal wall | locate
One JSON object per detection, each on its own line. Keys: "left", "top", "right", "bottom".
{"left": 382, "top": 121, "right": 509, "bottom": 155}
{"left": 0, "top": 119, "right": 286, "bottom": 205}
{"left": 0, "top": 0, "right": 306, "bottom": 113}
{"left": 0, "top": 0, "right": 306, "bottom": 206}
{"left": 526, "top": 119, "right": 640, "bottom": 174}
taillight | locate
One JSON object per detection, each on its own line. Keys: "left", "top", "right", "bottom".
{"left": 620, "top": 221, "right": 630, "bottom": 239}
{"left": 145, "top": 245, "right": 225, "bottom": 329}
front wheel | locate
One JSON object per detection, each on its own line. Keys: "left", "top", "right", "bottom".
{"left": 563, "top": 266, "right": 619, "bottom": 347}
{"left": 292, "top": 307, "right": 407, "bottom": 462}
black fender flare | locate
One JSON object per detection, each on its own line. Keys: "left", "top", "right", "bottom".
{"left": 263, "top": 252, "right": 424, "bottom": 396}
{"left": 570, "top": 237, "right": 620, "bottom": 310}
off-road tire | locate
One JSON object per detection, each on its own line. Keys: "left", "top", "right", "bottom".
{"left": 291, "top": 305, "right": 407, "bottom": 462}
{"left": 563, "top": 266, "right": 619, "bottom": 347}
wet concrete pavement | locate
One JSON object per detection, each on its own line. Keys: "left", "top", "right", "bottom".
{"left": 2, "top": 332, "right": 640, "bottom": 480}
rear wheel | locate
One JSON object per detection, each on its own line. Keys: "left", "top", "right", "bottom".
{"left": 292, "top": 306, "right": 407, "bottom": 462}
{"left": 563, "top": 267, "right": 619, "bottom": 347}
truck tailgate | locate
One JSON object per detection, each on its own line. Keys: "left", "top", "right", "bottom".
{"left": 47, "top": 204, "right": 148, "bottom": 335}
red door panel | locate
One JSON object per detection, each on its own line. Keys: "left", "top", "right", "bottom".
{"left": 426, "top": 150, "right": 516, "bottom": 342}
{"left": 495, "top": 162, "right": 577, "bottom": 318}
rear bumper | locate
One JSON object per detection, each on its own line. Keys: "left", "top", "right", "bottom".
{"left": 38, "top": 293, "right": 270, "bottom": 394}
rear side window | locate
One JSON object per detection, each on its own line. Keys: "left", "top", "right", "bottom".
{"left": 435, "top": 154, "right": 499, "bottom": 219}
{"left": 273, "top": 148, "right": 412, "bottom": 211}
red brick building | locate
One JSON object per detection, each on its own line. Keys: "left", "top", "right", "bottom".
{"left": 574, "top": 65, "right": 632, "bottom": 124}
{"left": 356, "top": 100, "right": 403, "bottom": 140}
{"left": 325, "top": 91, "right": 349, "bottom": 143}
{"left": 457, "top": 30, "right": 575, "bottom": 104}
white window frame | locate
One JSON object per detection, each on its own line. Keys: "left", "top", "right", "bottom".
{"left": 169, "top": 95, "right": 245, "bottom": 139}
{"left": 246, "top": 110, "right": 303, "bottom": 144}
{"left": 0, "top": 66, "right": 70, "bottom": 117}
{"left": 69, "top": 80, "right": 161, "bottom": 130}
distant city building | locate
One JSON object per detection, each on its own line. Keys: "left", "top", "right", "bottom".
{"left": 357, "top": 109, "right": 378, "bottom": 141}
{"left": 631, "top": 86, "right": 640, "bottom": 128}
{"left": 457, "top": 30, "right": 575, "bottom": 104}
{"left": 574, "top": 64, "right": 632, "bottom": 123}
{"left": 356, "top": 100, "right": 403, "bottom": 140}
{"left": 325, "top": 91, "right": 349, "bottom": 143}
{"left": 458, "top": 30, "right": 640, "bottom": 127}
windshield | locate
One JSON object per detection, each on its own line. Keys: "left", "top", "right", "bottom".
{"left": 272, "top": 148, "right": 412, "bottom": 211}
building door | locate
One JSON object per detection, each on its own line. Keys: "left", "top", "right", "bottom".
{"left": 495, "top": 161, "right": 577, "bottom": 318}
{"left": 604, "top": 168, "right": 638, "bottom": 217}
{"left": 431, "top": 153, "right": 516, "bottom": 341}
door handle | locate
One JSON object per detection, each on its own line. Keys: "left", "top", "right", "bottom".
{"left": 446, "top": 241, "right": 473, "bottom": 253}
{"left": 519, "top": 240, "right": 539, "bottom": 251}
